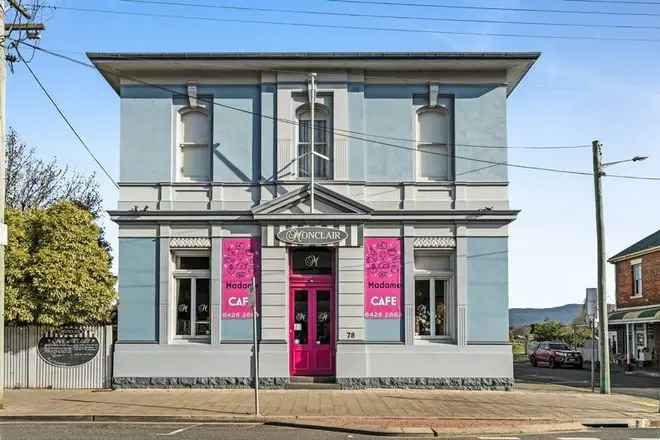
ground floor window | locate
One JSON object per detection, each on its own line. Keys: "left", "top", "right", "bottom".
{"left": 173, "top": 253, "right": 211, "bottom": 341}
{"left": 414, "top": 278, "right": 447, "bottom": 337}
{"left": 413, "top": 251, "right": 452, "bottom": 339}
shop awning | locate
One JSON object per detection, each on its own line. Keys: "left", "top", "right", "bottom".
{"left": 609, "top": 306, "right": 660, "bottom": 325}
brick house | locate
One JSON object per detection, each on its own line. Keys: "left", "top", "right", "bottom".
{"left": 608, "top": 229, "right": 660, "bottom": 368}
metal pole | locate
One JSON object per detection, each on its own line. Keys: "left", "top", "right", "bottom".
{"left": 0, "top": 0, "right": 7, "bottom": 409}
{"left": 591, "top": 319, "right": 596, "bottom": 392}
{"left": 592, "top": 140, "right": 611, "bottom": 394}
{"left": 309, "top": 73, "right": 316, "bottom": 214}
{"left": 251, "top": 278, "right": 259, "bottom": 416}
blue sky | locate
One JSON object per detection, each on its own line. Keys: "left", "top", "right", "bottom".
{"left": 7, "top": 0, "right": 660, "bottom": 308}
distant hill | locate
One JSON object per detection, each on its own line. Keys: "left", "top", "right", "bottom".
{"left": 509, "top": 304, "right": 583, "bottom": 328}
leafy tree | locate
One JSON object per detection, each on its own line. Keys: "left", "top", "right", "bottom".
{"left": 5, "top": 202, "right": 116, "bottom": 326}
{"left": 529, "top": 320, "right": 563, "bottom": 342}
{"left": 5, "top": 127, "right": 102, "bottom": 216}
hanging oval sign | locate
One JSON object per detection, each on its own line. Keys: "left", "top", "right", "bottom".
{"left": 276, "top": 226, "right": 348, "bottom": 246}
{"left": 37, "top": 328, "right": 100, "bottom": 367}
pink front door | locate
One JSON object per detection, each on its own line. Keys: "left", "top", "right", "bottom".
{"left": 289, "top": 284, "right": 335, "bottom": 376}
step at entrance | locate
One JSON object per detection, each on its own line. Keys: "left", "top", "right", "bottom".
{"left": 285, "top": 376, "right": 342, "bottom": 390}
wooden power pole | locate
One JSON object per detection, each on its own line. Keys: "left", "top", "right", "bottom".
{"left": 1, "top": 0, "right": 45, "bottom": 407}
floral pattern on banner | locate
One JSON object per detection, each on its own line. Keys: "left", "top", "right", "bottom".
{"left": 364, "top": 238, "right": 402, "bottom": 319}
{"left": 222, "top": 238, "right": 260, "bottom": 319}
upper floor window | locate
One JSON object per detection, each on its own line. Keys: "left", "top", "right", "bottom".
{"left": 297, "top": 105, "right": 332, "bottom": 179}
{"left": 632, "top": 262, "right": 643, "bottom": 297}
{"left": 177, "top": 107, "right": 210, "bottom": 182}
{"left": 417, "top": 107, "right": 450, "bottom": 181}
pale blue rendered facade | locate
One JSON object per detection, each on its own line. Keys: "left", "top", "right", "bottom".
{"left": 92, "top": 52, "right": 538, "bottom": 389}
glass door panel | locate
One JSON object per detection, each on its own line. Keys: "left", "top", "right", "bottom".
{"left": 293, "top": 290, "right": 309, "bottom": 345}
{"left": 315, "top": 290, "right": 331, "bottom": 345}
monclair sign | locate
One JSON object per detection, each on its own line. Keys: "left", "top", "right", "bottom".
{"left": 276, "top": 226, "right": 347, "bottom": 246}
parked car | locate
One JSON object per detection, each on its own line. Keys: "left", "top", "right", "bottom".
{"left": 529, "top": 341, "right": 583, "bottom": 369}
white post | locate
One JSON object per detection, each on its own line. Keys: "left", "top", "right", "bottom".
{"left": 309, "top": 73, "right": 316, "bottom": 214}
{"left": 248, "top": 277, "right": 259, "bottom": 416}
{"left": 626, "top": 323, "right": 631, "bottom": 367}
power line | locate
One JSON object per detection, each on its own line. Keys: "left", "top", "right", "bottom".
{"left": 16, "top": 40, "right": 660, "bottom": 182}
{"left": 17, "top": 43, "right": 592, "bottom": 151}
{"left": 28, "top": 4, "right": 660, "bottom": 43}
{"left": 327, "top": 0, "right": 660, "bottom": 17}
{"left": 14, "top": 45, "right": 120, "bottom": 189}
{"left": 564, "top": 0, "right": 660, "bottom": 4}
{"left": 115, "top": 0, "right": 660, "bottom": 31}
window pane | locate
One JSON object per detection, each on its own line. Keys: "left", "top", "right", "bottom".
{"left": 298, "top": 142, "right": 311, "bottom": 178}
{"left": 419, "top": 110, "right": 448, "bottom": 144}
{"left": 415, "top": 279, "right": 431, "bottom": 336}
{"left": 181, "top": 111, "right": 209, "bottom": 145}
{"left": 418, "top": 144, "right": 448, "bottom": 180}
{"left": 291, "top": 248, "right": 332, "bottom": 275}
{"left": 316, "top": 290, "right": 331, "bottom": 345}
{"left": 414, "top": 254, "right": 450, "bottom": 272}
{"left": 181, "top": 144, "right": 210, "bottom": 181}
{"left": 176, "top": 279, "right": 192, "bottom": 336}
{"left": 294, "top": 290, "right": 309, "bottom": 344}
{"left": 195, "top": 279, "right": 210, "bottom": 336}
{"left": 434, "top": 280, "right": 446, "bottom": 336}
{"left": 298, "top": 119, "right": 331, "bottom": 179}
{"left": 178, "top": 256, "right": 209, "bottom": 270}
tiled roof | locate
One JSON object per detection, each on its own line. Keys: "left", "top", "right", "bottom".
{"left": 610, "top": 229, "right": 660, "bottom": 261}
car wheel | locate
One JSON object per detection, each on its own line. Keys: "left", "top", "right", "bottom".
{"left": 549, "top": 357, "right": 557, "bottom": 369}
{"left": 530, "top": 356, "right": 537, "bottom": 367}
{"left": 575, "top": 362, "right": 583, "bottom": 370}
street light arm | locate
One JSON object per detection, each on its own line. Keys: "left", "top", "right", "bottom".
{"left": 602, "top": 156, "right": 648, "bottom": 167}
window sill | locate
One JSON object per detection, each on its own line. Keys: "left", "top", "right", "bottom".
{"left": 631, "top": 294, "right": 644, "bottom": 298}
{"left": 172, "top": 338, "right": 211, "bottom": 345}
{"left": 414, "top": 337, "right": 454, "bottom": 345}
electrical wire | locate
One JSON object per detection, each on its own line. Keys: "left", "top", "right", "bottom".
{"left": 115, "top": 0, "right": 660, "bottom": 31}
{"left": 26, "top": 4, "right": 660, "bottom": 43}
{"left": 327, "top": 0, "right": 660, "bottom": 17}
{"left": 17, "top": 42, "right": 592, "bottom": 151}
{"left": 14, "top": 45, "right": 120, "bottom": 189}
{"left": 564, "top": 0, "right": 660, "bottom": 4}
{"left": 16, "top": 40, "right": 660, "bottom": 182}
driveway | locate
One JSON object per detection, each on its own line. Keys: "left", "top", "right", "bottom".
{"left": 515, "top": 361, "right": 660, "bottom": 399}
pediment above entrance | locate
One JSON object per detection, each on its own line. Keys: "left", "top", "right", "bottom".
{"left": 251, "top": 183, "right": 373, "bottom": 219}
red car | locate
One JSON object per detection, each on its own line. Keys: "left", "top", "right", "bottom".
{"left": 529, "top": 341, "right": 583, "bottom": 369}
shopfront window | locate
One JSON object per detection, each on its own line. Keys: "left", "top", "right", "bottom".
{"left": 173, "top": 251, "right": 211, "bottom": 341}
{"left": 414, "top": 279, "right": 446, "bottom": 337}
{"left": 413, "top": 251, "right": 452, "bottom": 340}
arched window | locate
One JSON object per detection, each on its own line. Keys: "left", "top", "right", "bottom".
{"left": 417, "top": 107, "right": 450, "bottom": 181}
{"left": 297, "top": 104, "right": 332, "bottom": 179}
{"left": 178, "top": 108, "right": 210, "bottom": 182}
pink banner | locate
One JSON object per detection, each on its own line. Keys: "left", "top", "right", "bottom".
{"left": 222, "top": 238, "right": 260, "bottom": 319}
{"left": 364, "top": 237, "right": 402, "bottom": 319}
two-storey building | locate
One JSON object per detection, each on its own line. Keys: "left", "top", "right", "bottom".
{"left": 90, "top": 51, "right": 539, "bottom": 389}
{"left": 609, "top": 229, "right": 660, "bottom": 368}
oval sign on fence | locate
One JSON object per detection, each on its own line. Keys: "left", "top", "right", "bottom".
{"left": 37, "top": 328, "right": 100, "bottom": 367}
{"left": 276, "top": 226, "right": 348, "bottom": 246}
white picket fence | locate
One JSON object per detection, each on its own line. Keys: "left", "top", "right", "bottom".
{"left": 4, "top": 326, "right": 113, "bottom": 389}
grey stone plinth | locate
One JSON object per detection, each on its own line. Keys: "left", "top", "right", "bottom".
{"left": 112, "top": 377, "right": 290, "bottom": 389}
{"left": 336, "top": 377, "right": 513, "bottom": 390}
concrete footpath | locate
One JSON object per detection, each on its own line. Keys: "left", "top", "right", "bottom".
{"left": 0, "top": 387, "right": 658, "bottom": 436}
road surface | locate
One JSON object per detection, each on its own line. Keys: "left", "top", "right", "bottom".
{"left": 515, "top": 361, "right": 660, "bottom": 399}
{"left": 0, "top": 423, "right": 659, "bottom": 440}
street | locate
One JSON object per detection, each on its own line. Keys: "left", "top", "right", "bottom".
{"left": 515, "top": 361, "right": 660, "bottom": 400}
{"left": 0, "top": 423, "right": 658, "bottom": 440}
